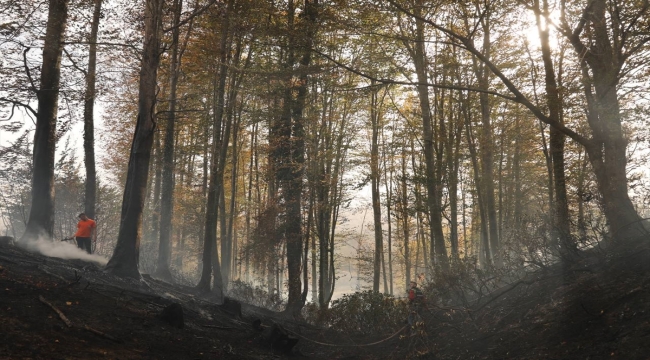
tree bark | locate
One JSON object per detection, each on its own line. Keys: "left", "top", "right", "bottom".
{"left": 83, "top": 0, "right": 102, "bottom": 221}
{"left": 22, "top": 0, "right": 70, "bottom": 242}
{"left": 370, "top": 81, "right": 383, "bottom": 293}
{"left": 447, "top": 96, "right": 463, "bottom": 258}
{"left": 220, "top": 41, "right": 247, "bottom": 290}
{"left": 473, "top": 14, "right": 501, "bottom": 267}
{"left": 223, "top": 108, "right": 240, "bottom": 290}
{"left": 571, "top": 0, "right": 644, "bottom": 240}
{"left": 283, "top": 0, "right": 318, "bottom": 315}
{"left": 382, "top": 126, "right": 394, "bottom": 295}
{"left": 411, "top": 4, "right": 448, "bottom": 271}
{"left": 156, "top": 0, "right": 183, "bottom": 282}
{"left": 196, "top": 0, "right": 233, "bottom": 295}
{"left": 244, "top": 122, "right": 256, "bottom": 283}
{"left": 464, "top": 94, "right": 491, "bottom": 266}
{"left": 105, "top": 0, "right": 163, "bottom": 279}
{"left": 400, "top": 146, "right": 410, "bottom": 285}
{"left": 535, "top": 0, "right": 572, "bottom": 254}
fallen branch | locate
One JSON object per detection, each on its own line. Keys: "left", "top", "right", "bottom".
{"left": 202, "top": 324, "right": 237, "bottom": 330}
{"left": 38, "top": 295, "right": 72, "bottom": 327}
{"left": 83, "top": 324, "right": 122, "bottom": 343}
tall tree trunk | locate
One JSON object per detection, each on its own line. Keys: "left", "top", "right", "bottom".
{"left": 197, "top": 113, "right": 210, "bottom": 270}
{"left": 411, "top": 140, "right": 428, "bottom": 271}
{"left": 314, "top": 88, "right": 349, "bottom": 308}
{"left": 220, "top": 40, "right": 248, "bottom": 289}
{"left": 150, "top": 124, "right": 162, "bottom": 245}
{"left": 105, "top": 0, "right": 163, "bottom": 278}
{"left": 370, "top": 82, "right": 383, "bottom": 293}
{"left": 535, "top": 0, "right": 572, "bottom": 254}
{"left": 576, "top": 149, "right": 588, "bottom": 240}
{"left": 538, "top": 120, "right": 554, "bottom": 218}
{"left": 197, "top": 0, "right": 233, "bottom": 295}
{"left": 317, "top": 131, "right": 331, "bottom": 306}
{"left": 411, "top": 5, "right": 448, "bottom": 271}
{"left": 244, "top": 122, "right": 256, "bottom": 283}
{"left": 512, "top": 116, "right": 523, "bottom": 231}
{"left": 223, "top": 111, "right": 240, "bottom": 290}
{"left": 215, "top": 190, "right": 226, "bottom": 290}
{"left": 445, "top": 71, "right": 463, "bottom": 259}
{"left": 401, "top": 146, "right": 410, "bottom": 285}
{"left": 306, "top": 189, "right": 315, "bottom": 303}
{"left": 473, "top": 15, "right": 501, "bottom": 267}
{"left": 156, "top": 0, "right": 183, "bottom": 282}
{"left": 382, "top": 128, "right": 393, "bottom": 295}
{"left": 283, "top": 0, "right": 318, "bottom": 315}
{"left": 22, "top": 0, "right": 70, "bottom": 242}
{"left": 497, "top": 118, "right": 506, "bottom": 238}
{"left": 310, "top": 197, "right": 317, "bottom": 303}
{"left": 83, "top": 0, "right": 101, "bottom": 221}
{"left": 464, "top": 95, "right": 491, "bottom": 266}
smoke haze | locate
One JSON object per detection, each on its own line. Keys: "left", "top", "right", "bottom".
{"left": 17, "top": 236, "right": 108, "bottom": 266}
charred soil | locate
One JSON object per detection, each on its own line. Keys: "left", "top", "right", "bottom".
{"left": 2, "top": 239, "right": 650, "bottom": 359}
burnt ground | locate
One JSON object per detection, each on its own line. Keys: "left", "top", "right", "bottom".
{"left": 2, "top": 238, "right": 650, "bottom": 360}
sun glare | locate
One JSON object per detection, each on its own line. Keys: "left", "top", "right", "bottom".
{"left": 522, "top": 8, "right": 561, "bottom": 51}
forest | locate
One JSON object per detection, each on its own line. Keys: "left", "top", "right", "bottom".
{"left": 1, "top": 0, "right": 650, "bottom": 357}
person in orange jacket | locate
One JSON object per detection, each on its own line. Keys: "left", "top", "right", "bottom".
{"left": 72, "top": 213, "right": 96, "bottom": 254}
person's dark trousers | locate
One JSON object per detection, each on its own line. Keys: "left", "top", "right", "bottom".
{"left": 76, "top": 237, "right": 92, "bottom": 254}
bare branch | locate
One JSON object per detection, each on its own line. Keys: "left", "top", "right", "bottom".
{"left": 518, "top": 0, "right": 594, "bottom": 66}
{"left": 63, "top": 48, "right": 88, "bottom": 77}
{"left": 22, "top": 47, "right": 37, "bottom": 93}
{"left": 313, "top": 48, "right": 519, "bottom": 102}
{"left": 386, "top": 0, "right": 590, "bottom": 147}
{"left": 177, "top": 0, "right": 199, "bottom": 61}
{"left": 0, "top": 104, "right": 17, "bottom": 122}
{"left": 623, "top": 0, "right": 649, "bottom": 37}
{"left": 62, "top": 41, "right": 139, "bottom": 51}
{"left": 0, "top": 97, "right": 37, "bottom": 118}
{"left": 569, "top": 1, "right": 595, "bottom": 40}
{"left": 622, "top": 36, "right": 650, "bottom": 63}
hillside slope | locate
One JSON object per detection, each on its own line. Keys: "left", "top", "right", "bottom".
{"left": 429, "top": 239, "right": 650, "bottom": 359}
{"left": 1, "top": 239, "right": 649, "bottom": 359}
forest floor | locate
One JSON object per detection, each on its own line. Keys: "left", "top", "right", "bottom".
{"left": 1, "top": 237, "right": 650, "bottom": 359}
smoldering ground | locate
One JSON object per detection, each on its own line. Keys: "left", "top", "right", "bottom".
{"left": 16, "top": 235, "right": 108, "bottom": 266}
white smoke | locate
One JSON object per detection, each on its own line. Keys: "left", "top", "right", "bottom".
{"left": 17, "top": 236, "right": 108, "bottom": 266}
